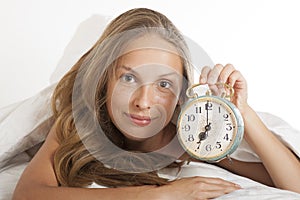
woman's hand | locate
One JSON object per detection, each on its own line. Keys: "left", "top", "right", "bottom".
{"left": 155, "top": 176, "right": 241, "bottom": 200}
{"left": 199, "top": 64, "right": 248, "bottom": 114}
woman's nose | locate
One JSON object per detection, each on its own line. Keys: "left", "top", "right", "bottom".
{"left": 133, "top": 84, "right": 154, "bottom": 110}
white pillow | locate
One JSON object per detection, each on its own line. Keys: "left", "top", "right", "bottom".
{"left": 0, "top": 84, "right": 55, "bottom": 169}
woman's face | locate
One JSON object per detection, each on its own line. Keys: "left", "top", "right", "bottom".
{"left": 106, "top": 35, "right": 184, "bottom": 142}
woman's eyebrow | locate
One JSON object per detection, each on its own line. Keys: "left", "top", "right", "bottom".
{"left": 118, "top": 65, "right": 138, "bottom": 75}
{"left": 158, "top": 71, "right": 180, "bottom": 78}
{"left": 119, "top": 65, "right": 132, "bottom": 71}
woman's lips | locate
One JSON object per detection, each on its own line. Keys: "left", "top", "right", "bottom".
{"left": 126, "top": 113, "right": 152, "bottom": 126}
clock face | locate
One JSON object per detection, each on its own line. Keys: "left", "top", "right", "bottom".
{"left": 177, "top": 95, "right": 243, "bottom": 162}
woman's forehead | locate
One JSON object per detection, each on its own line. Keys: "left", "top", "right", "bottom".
{"left": 117, "top": 47, "right": 183, "bottom": 75}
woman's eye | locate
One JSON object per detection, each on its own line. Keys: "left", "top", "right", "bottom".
{"left": 158, "top": 80, "right": 171, "bottom": 89}
{"left": 120, "top": 74, "right": 136, "bottom": 83}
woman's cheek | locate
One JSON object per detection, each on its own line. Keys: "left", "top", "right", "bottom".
{"left": 155, "top": 95, "right": 178, "bottom": 119}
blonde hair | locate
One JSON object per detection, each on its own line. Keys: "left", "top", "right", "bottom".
{"left": 52, "top": 8, "right": 193, "bottom": 187}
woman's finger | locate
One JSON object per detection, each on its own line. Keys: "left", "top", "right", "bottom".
{"left": 218, "top": 64, "right": 235, "bottom": 83}
{"left": 197, "top": 176, "right": 240, "bottom": 187}
{"left": 199, "top": 66, "right": 211, "bottom": 84}
{"left": 227, "top": 70, "right": 245, "bottom": 89}
{"left": 207, "top": 64, "right": 224, "bottom": 84}
{"left": 194, "top": 177, "right": 241, "bottom": 199}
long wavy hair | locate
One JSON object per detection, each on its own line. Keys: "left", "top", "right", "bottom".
{"left": 52, "top": 8, "right": 193, "bottom": 187}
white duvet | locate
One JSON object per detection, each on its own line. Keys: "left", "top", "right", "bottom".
{"left": 1, "top": 84, "right": 300, "bottom": 200}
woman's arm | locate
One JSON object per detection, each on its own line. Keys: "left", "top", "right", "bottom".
{"left": 242, "top": 105, "right": 300, "bottom": 192}
{"left": 13, "top": 124, "right": 240, "bottom": 200}
{"left": 12, "top": 125, "right": 154, "bottom": 200}
{"left": 200, "top": 64, "right": 300, "bottom": 193}
{"left": 220, "top": 106, "right": 300, "bottom": 193}
{"left": 217, "top": 157, "right": 274, "bottom": 187}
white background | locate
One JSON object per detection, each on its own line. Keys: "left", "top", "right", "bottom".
{"left": 1, "top": 0, "right": 300, "bottom": 130}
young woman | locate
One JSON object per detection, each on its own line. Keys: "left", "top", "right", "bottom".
{"left": 13, "top": 8, "right": 300, "bottom": 200}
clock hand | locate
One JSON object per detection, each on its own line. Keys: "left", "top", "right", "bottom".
{"left": 197, "top": 130, "right": 207, "bottom": 149}
{"left": 197, "top": 122, "right": 211, "bottom": 143}
{"left": 206, "top": 101, "right": 209, "bottom": 127}
{"left": 198, "top": 131, "right": 208, "bottom": 143}
{"left": 205, "top": 122, "right": 211, "bottom": 131}
{"left": 197, "top": 123, "right": 211, "bottom": 149}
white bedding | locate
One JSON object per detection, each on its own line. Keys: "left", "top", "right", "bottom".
{"left": 1, "top": 84, "right": 300, "bottom": 199}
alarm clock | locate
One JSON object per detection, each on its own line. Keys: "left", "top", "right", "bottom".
{"left": 177, "top": 83, "right": 244, "bottom": 162}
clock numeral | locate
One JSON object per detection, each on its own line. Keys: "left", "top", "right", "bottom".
{"left": 223, "top": 114, "right": 229, "bottom": 121}
{"left": 188, "top": 134, "right": 195, "bottom": 142}
{"left": 205, "top": 102, "right": 213, "bottom": 110}
{"left": 223, "top": 134, "right": 232, "bottom": 141}
{"left": 186, "top": 114, "right": 195, "bottom": 122}
{"left": 182, "top": 124, "right": 191, "bottom": 132}
{"left": 205, "top": 144, "right": 212, "bottom": 151}
{"left": 225, "top": 123, "right": 233, "bottom": 131}
{"left": 223, "top": 133, "right": 229, "bottom": 141}
{"left": 195, "top": 106, "right": 202, "bottom": 114}
{"left": 216, "top": 141, "right": 222, "bottom": 149}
